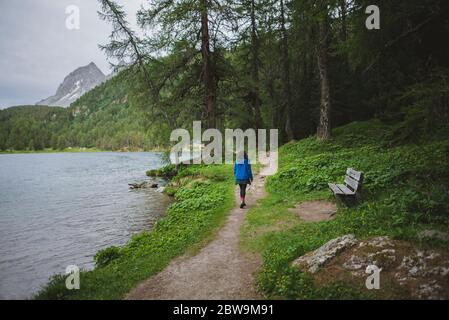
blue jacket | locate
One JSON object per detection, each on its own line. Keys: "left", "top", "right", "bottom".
{"left": 234, "top": 159, "right": 253, "bottom": 183}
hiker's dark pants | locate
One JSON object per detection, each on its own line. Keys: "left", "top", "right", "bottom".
{"left": 239, "top": 184, "right": 247, "bottom": 198}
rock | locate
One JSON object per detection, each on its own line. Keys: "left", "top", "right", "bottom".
{"left": 358, "top": 236, "right": 394, "bottom": 248}
{"left": 292, "top": 234, "right": 449, "bottom": 299}
{"left": 417, "top": 281, "right": 444, "bottom": 300}
{"left": 128, "top": 181, "right": 163, "bottom": 190}
{"left": 398, "top": 249, "right": 449, "bottom": 278}
{"left": 428, "top": 267, "right": 449, "bottom": 277}
{"left": 128, "top": 182, "right": 146, "bottom": 189}
{"left": 425, "top": 251, "right": 441, "bottom": 261}
{"left": 399, "top": 251, "right": 427, "bottom": 277}
{"left": 292, "top": 234, "right": 357, "bottom": 273}
{"left": 343, "top": 248, "right": 397, "bottom": 273}
{"left": 341, "top": 238, "right": 397, "bottom": 274}
{"left": 343, "top": 254, "right": 366, "bottom": 271}
{"left": 36, "top": 62, "right": 106, "bottom": 107}
{"left": 418, "top": 229, "right": 449, "bottom": 242}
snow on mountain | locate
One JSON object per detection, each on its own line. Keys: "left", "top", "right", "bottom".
{"left": 36, "top": 62, "right": 106, "bottom": 107}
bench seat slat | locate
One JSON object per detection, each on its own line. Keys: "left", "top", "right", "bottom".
{"left": 328, "top": 183, "right": 345, "bottom": 195}
{"left": 337, "top": 184, "right": 355, "bottom": 195}
{"left": 329, "top": 184, "right": 344, "bottom": 195}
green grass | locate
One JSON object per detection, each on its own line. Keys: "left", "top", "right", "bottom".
{"left": 35, "top": 164, "right": 235, "bottom": 299}
{"left": 32, "top": 117, "right": 449, "bottom": 300}
{"left": 241, "top": 119, "right": 449, "bottom": 299}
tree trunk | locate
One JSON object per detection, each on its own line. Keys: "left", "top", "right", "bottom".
{"left": 317, "top": 13, "right": 332, "bottom": 140}
{"left": 266, "top": 76, "right": 277, "bottom": 128}
{"left": 250, "top": 0, "right": 263, "bottom": 130}
{"left": 340, "top": 0, "right": 347, "bottom": 42}
{"left": 201, "top": 0, "right": 215, "bottom": 128}
{"left": 280, "top": 0, "right": 294, "bottom": 141}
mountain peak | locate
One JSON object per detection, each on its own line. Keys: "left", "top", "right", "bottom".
{"left": 85, "top": 61, "right": 100, "bottom": 70}
{"left": 36, "top": 62, "right": 106, "bottom": 107}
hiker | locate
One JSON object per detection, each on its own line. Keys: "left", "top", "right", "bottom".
{"left": 234, "top": 151, "right": 253, "bottom": 209}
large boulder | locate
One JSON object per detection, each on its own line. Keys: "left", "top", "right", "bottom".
{"left": 292, "top": 234, "right": 357, "bottom": 273}
{"left": 292, "top": 235, "right": 449, "bottom": 299}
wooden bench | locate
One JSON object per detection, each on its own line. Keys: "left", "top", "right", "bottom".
{"left": 328, "top": 168, "right": 364, "bottom": 200}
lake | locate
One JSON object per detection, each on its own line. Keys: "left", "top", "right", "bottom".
{"left": 0, "top": 152, "right": 171, "bottom": 299}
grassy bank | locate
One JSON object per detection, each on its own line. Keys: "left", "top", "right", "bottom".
{"left": 241, "top": 119, "right": 449, "bottom": 299}
{"left": 35, "top": 164, "right": 234, "bottom": 299}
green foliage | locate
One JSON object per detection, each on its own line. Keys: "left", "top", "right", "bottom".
{"left": 163, "top": 186, "right": 177, "bottom": 196}
{"left": 65, "top": 70, "right": 160, "bottom": 151}
{"left": 146, "top": 164, "right": 177, "bottom": 178}
{"left": 2, "top": 0, "right": 448, "bottom": 152}
{"left": 0, "top": 105, "right": 70, "bottom": 151}
{"left": 387, "top": 71, "right": 449, "bottom": 145}
{"left": 315, "top": 283, "right": 376, "bottom": 300}
{"left": 241, "top": 118, "right": 449, "bottom": 299}
{"left": 0, "top": 71, "right": 167, "bottom": 152}
{"left": 94, "top": 246, "right": 122, "bottom": 268}
{"left": 35, "top": 274, "right": 74, "bottom": 300}
{"left": 3, "top": 0, "right": 448, "bottom": 300}
{"left": 35, "top": 164, "right": 234, "bottom": 300}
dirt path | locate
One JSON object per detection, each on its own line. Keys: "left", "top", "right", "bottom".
{"left": 289, "top": 200, "right": 337, "bottom": 222}
{"left": 126, "top": 168, "right": 270, "bottom": 300}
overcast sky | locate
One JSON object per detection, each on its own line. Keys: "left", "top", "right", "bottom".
{"left": 0, "top": 0, "right": 144, "bottom": 109}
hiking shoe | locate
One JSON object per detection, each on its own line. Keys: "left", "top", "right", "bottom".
{"left": 240, "top": 202, "right": 246, "bottom": 209}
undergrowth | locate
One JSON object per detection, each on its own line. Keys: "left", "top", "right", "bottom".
{"left": 241, "top": 119, "right": 449, "bottom": 299}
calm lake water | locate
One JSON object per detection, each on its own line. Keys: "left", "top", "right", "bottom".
{"left": 0, "top": 152, "right": 171, "bottom": 299}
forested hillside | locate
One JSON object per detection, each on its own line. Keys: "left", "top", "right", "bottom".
{"left": 1, "top": 0, "right": 448, "bottom": 151}
{"left": 60, "top": 70, "right": 160, "bottom": 150}
{"left": 0, "top": 105, "right": 70, "bottom": 151}
{"left": 0, "top": 71, "right": 161, "bottom": 151}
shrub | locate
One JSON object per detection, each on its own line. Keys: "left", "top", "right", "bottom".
{"left": 94, "top": 246, "right": 121, "bottom": 268}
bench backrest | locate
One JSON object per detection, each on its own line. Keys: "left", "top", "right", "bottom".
{"left": 344, "top": 168, "right": 364, "bottom": 193}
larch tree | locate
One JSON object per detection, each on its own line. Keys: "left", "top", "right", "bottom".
{"left": 98, "top": 0, "right": 152, "bottom": 87}
{"left": 316, "top": 0, "right": 332, "bottom": 140}
{"left": 233, "top": 0, "right": 265, "bottom": 130}
{"left": 136, "top": 0, "right": 234, "bottom": 129}
{"left": 279, "top": 0, "right": 294, "bottom": 141}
